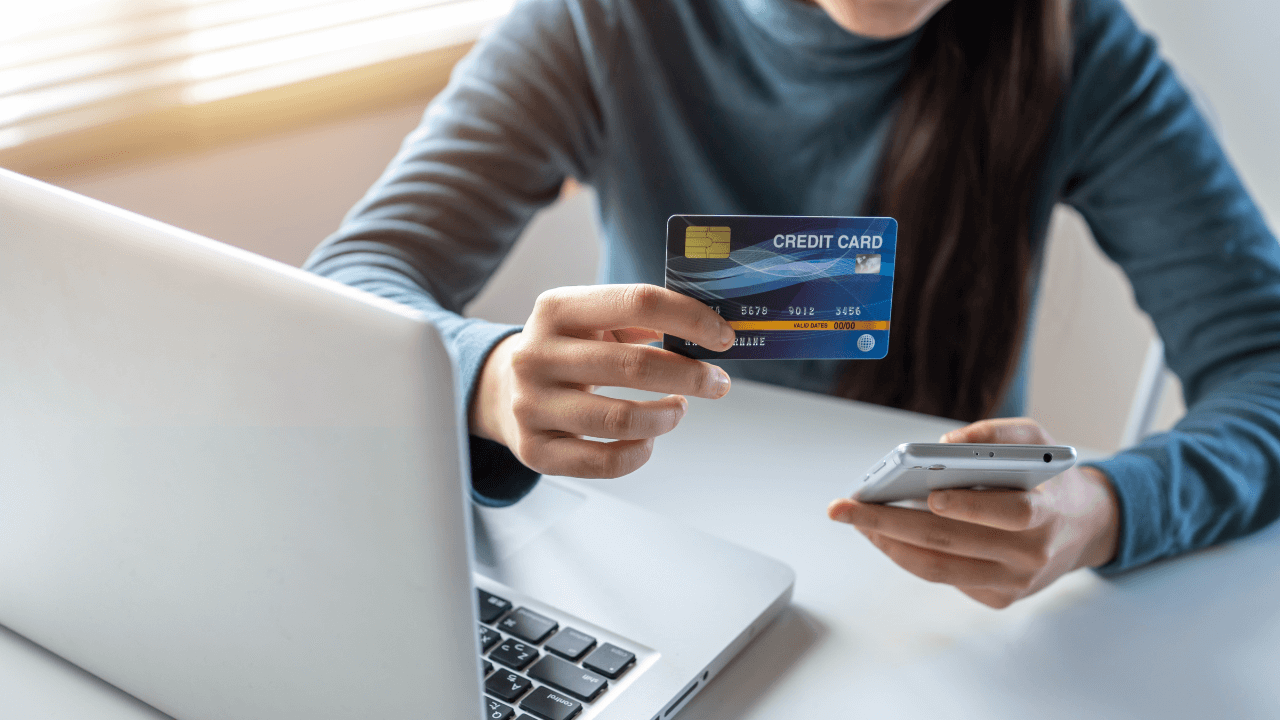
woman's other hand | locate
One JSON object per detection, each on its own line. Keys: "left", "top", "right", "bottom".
{"left": 470, "top": 284, "right": 735, "bottom": 479}
{"left": 827, "top": 418, "right": 1120, "bottom": 609}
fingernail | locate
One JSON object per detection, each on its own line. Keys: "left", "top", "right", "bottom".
{"left": 712, "top": 368, "right": 730, "bottom": 397}
{"left": 827, "top": 500, "right": 854, "bottom": 523}
{"left": 931, "top": 492, "right": 949, "bottom": 511}
{"left": 720, "top": 324, "right": 735, "bottom": 349}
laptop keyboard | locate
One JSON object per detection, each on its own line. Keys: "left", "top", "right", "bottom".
{"left": 477, "top": 588, "right": 637, "bottom": 720}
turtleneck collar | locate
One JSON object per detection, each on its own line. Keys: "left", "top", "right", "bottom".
{"left": 735, "top": 0, "right": 922, "bottom": 69}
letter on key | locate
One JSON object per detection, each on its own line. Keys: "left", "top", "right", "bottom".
{"left": 484, "top": 698, "right": 515, "bottom": 720}
{"left": 484, "top": 671, "right": 533, "bottom": 703}
{"left": 500, "top": 607, "right": 559, "bottom": 644}
{"left": 519, "top": 687, "right": 582, "bottom": 720}
{"left": 527, "top": 655, "right": 607, "bottom": 702}
{"left": 478, "top": 590, "right": 512, "bottom": 624}
{"left": 479, "top": 625, "right": 500, "bottom": 652}
{"left": 582, "top": 644, "right": 635, "bottom": 679}
{"left": 490, "top": 640, "right": 539, "bottom": 671}
{"left": 544, "top": 628, "right": 596, "bottom": 662}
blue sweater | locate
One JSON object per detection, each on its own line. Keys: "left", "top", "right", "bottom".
{"left": 304, "top": 0, "right": 1280, "bottom": 573}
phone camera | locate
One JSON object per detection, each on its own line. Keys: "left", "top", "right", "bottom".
{"left": 1043, "top": 453, "right": 1052, "bottom": 463}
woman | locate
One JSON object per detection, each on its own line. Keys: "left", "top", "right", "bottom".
{"left": 305, "top": 0, "right": 1280, "bottom": 608}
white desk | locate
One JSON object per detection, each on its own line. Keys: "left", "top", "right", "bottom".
{"left": 4, "top": 380, "right": 1280, "bottom": 718}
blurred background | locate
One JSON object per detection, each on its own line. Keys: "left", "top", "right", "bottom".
{"left": 3, "top": 0, "right": 1277, "bottom": 453}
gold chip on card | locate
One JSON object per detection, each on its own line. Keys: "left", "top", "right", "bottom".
{"left": 684, "top": 226, "right": 730, "bottom": 259}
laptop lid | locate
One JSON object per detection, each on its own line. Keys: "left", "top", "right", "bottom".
{"left": 0, "top": 168, "right": 482, "bottom": 719}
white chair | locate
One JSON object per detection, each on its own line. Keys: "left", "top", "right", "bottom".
{"left": 1120, "top": 338, "right": 1170, "bottom": 448}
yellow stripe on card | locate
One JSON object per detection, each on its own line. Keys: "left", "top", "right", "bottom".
{"left": 728, "top": 320, "right": 890, "bottom": 331}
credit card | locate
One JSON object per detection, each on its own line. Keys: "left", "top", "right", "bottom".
{"left": 663, "top": 215, "right": 897, "bottom": 360}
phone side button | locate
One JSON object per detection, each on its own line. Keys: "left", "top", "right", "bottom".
{"left": 927, "top": 465, "right": 946, "bottom": 471}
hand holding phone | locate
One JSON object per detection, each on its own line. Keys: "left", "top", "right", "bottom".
{"left": 851, "top": 442, "right": 1077, "bottom": 504}
{"left": 829, "top": 418, "right": 1117, "bottom": 610}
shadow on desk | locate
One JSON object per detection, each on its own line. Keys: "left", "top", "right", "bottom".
{"left": 677, "top": 605, "right": 826, "bottom": 719}
{"left": 915, "top": 521, "right": 1280, "bottom": 718}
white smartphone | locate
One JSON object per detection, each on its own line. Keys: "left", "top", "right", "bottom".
{"left": 851, "top": 443, "right": 1077, "bottom": 504}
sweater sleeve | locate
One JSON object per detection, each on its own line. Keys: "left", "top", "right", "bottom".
{"left": 1059, "top": 0, "right": 1280, "bottom": 572}
{"left": 303, "top": 0, "right": 608, "bottom": 506}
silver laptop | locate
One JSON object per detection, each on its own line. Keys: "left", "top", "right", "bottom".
{"left": 0, "top": 168, "right": 794, "bottom": 720}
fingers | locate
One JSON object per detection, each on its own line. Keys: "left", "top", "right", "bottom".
{"left": 861, "top": 531, "right": 1017, "bottom": 589}
{"left": 828, "top": 454, "right": 1101, "bottom": 607}
{"left": 529, "top": 285, "right": 734, "bottom": 351}
{"left": 519, "top": 435, "right": 655, "bottom": 479}
{"left": 940, "top": 417, "right": 1056, "bottom": 445}
{"left": 932, "top": 417, "right": 1058, "bottom": 531}
{"left": 927, "top": 488, "right": 1050, "bottom": 532}
{"left": 609, "top": 327, "right": 664, "bottom": 344}
{"left": 958, "top": 586, "right": 1017, "bottom": 610}
{"left": 519, "top": 337, "right": 729, "bottom": 399}
{"left": 828, "top": 495, "right": 1053, "bottom": 588}
{"left": 827, "top": 498, "right": 1016, "bottom": 563}
{"left": 514, "top": 390, "right": 687, "bottom": 441}
{"left": 487, "top": 284, "right": 735, "bottom": 482}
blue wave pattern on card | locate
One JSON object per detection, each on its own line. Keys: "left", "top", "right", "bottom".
{"left": 663, "top": 215, "right": 897, "bottom": 360}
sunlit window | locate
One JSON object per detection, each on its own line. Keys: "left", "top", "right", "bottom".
{"left": 0, "top": 0, "right": 512, "bottom": 152}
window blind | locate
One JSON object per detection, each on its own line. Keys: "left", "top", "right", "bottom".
{"left": 0, "top": 0, "right": 512, "bottom": 153}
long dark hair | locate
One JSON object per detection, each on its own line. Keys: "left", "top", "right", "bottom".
{"left": 836, "top": 0, "right": 1072, "bottom": 421}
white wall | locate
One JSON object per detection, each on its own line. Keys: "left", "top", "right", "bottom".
{"left": 39, "top": 103, "right": 430, "bottom": 269}
{"left": 1027, "top": 0, "right": 1280, "bottom": 450}
{"left": 36, "top": 0, "right": 1278, "bottom": 453}
{"left": 1126, "top": 0, "right": 1280, "bottom": 224}
{"left": 36, "top": 99, "right": 599, "bottom": 327}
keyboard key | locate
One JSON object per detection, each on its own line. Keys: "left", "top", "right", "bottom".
{"left": 485, "top": 670, "right": 533, "bottom": 703}
{"left": 480, "top": 625, "right": 501, "bottom": 651}
{"left": 500, "top": 607, "right": 559, "bottom": 644}
{"left": 582, "top": 644, "right": 635, "bottom": 679}
{"left": 543, "top": 628, "right": 596, "bottom": 661}
{"left": 527, "top": 655, "right": 608, "bottom": 702}
{"left": 484, "top": 697, "right": 515, "bottom": 720}
{"left": 490, "top": 639, "right": 539, "bottom": 671}
{"left": 518, "top": 686, "right": 582, "bottom": 720}
{"left": 484, "top": 660, "right": 495, "bottom": 676}
{"left": 479, "top": 590, "right": 513, "bottom": 624}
